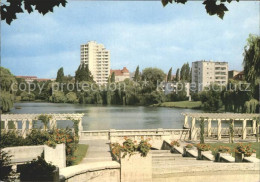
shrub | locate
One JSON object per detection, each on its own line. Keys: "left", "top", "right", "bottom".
{"left": 137, "top": 139, "right": 152, "bottom": 157}
{"left": 170, "top": 140, "right": 180, "bottom": 147}
{"left": 0, "top": 130, "right": 25, "bottom": 148}
{"left": 196, "top": 144, "right": 211, "bottom": 151}
{"left": 121, "top": 138, "right": 137, "bottom": 158}
{"left": 24, "top": 129, "right": 50, "bottom": 145}
{"left": 235, "top": 143, "right": 256, "bottom": 157}
{"left": 47, "top": 129, "right": 79, "bottom": 166}
{"left": 217, "top": 145, "right": 231, "bottom": 153}
{"left": 0, "top": 150, "right": 16, "bottom": 181}
{"left": 19, "top": 156, "right": 57, "bottom": 181}
{"left": 185, "top": 144, "right": 193, "bottom": 149}
{"left": 111, "top": 138, "right": 152, "bottom": 158}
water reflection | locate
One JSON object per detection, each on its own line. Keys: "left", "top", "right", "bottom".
{"left": 10, "top": 102, "right": 200, "bottom": 130}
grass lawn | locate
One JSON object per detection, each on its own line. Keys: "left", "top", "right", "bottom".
{"left": 72, "top": 144, "right": 88, "bottom": 165}
{"left": 207, "top": 142, "right": 260, "bottom": 159}
{"left": 155, "top": 101, "right": 202, "bottom": 109}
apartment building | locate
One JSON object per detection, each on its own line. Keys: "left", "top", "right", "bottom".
{"left": 192, "top": 60, "right": 228, "bottom": 91}
{"left": 80, "top": 41, "right": 110, "bottom": 85}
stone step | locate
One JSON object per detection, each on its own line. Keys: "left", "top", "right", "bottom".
{"left": 152, "top": 153, "right": 182, "bottom": 158}
{"left": 152, "top": 157, "right": 196, "bottom": 162}
{"left": 151, "top": 150, "right": 171, "bottom": 153}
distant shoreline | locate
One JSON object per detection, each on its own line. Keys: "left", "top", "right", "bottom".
{"left": 152, "top": 101, "right": 202, "bottom": 109}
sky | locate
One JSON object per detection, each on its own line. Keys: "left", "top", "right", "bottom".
{"left": 1, "top": 1, "right": 259, "bottom": 78}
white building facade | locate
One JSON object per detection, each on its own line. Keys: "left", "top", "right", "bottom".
{"left": 192, "top": 60, "right": 228, "bottom": 91}
{"left": 80, "top": 41, "right": 110, "bottom": 85}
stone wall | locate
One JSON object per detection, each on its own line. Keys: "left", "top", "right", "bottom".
{"left": 2, "top": 145, "right": 44, "bottom": 163}
{"left": 59, "top": 161, "right": 120, "bottom": 182}
{"left": 120, "top": 153, "right": 152, "bottom": 182}
{"left": 44, "top": 143, "right": 66, "bottom": 169}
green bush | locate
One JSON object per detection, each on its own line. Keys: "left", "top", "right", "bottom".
{"left": 0, "top": 150, "right": 16, "bottom": 181}
{"left": 0, "top": 130, "right": 25, "bottom": 148}
{"left": 24, "top": 129, "right": 50, "bottom": 145}
{"left": 19, "top": 156, "right": 57, "bottom": 181}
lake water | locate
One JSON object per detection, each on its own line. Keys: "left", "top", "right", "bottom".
{"left": 9, "top": 102, "right": 202, "bottom": 130}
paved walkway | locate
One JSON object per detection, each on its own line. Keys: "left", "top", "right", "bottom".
{"left": 79, "top": 139, "right": 113, "bottom": 164}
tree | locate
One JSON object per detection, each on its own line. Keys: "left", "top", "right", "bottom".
{"left": 56, "top": 67, "right": 64, "bottom": 83}
{"left": 175, "top": 68, "right": 180, "bottom": 81}
{"left": 243, "top": 34, "right": 260, "bottom": 84}
{"left": 38, "top": 114, "right": 52, "bottom": 130}
{"left": 133, "top": 66, "right": 141, "bottom": 82}
{"left": 66, "top": 92, "right": 78, "bottom": 103}
{"left": 75, "top": 64, "right": 94, "bottom": 83}
{"left": 0, "top": 67, "right": 17, "bottom": 113}
{"left": 1, "top": 0, "right": 67, "bottom": 25}
{"left": 199, "top": 84, "right": 223, "bottom": 112}
{"left": 2, "top": 0, "right": 237, "bottom": 25}
{"left": 180, "top": 63, "right": 190, "bottom": 81}
{"left": 162, "top": 0, "right": 236, "bottom": 19}
{"left": 142, "top": 67, "right": 165, "bottom": 88}
{"left": 167, "top": 67, "right": 172, "bottom": 82}
{"left": 111, "top": 72, "right": 115, "bottom": 83}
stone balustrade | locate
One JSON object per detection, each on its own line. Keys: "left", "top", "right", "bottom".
{"left": 80, "top": 128, "right": 190, "bottom": 142}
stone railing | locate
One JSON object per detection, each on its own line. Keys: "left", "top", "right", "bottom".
{"left": 80, "top": 130, "right": 110, "bottom": 140}
{"left": 80, "top": 128, "right": 190, "bottom": 142}
{"left": 2, "top": 144, "right": 66, "bottom": 169}
{"left": 59, "top": 161, "right": 120, "bottom": 182}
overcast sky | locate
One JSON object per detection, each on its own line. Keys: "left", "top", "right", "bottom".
{"left": 1, "top": 1, "right": 259, "bottom": 78}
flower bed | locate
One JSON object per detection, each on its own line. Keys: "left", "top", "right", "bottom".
{"left": 196, "top": 144, "right": 211, "bottom": 151}
{"left": 110, "top": 138, "right": 152, "bottom": 159}
{"left": 170, "top": 140, "right": 180, "bottom": 147}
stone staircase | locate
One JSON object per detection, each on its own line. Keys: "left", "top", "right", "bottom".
{"left": 151, "top": 150, "right": 212, "bottom": 177}
{"left": 79, "top": 139, "right": 113, "bottom": 163}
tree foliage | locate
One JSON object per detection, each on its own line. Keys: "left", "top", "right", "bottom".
{"left": 162, "top": 0, "right": 238, "bottom": 19}
{"left": 243, "top": 34, "right": 260, "bottom": 84}
{"left": 167, "top": 67, "right": 172, "bottom": 82}
{"left": 1, "top": 0, "right": 67, "bottom": 25}
{"left": 180, "top": 62, "right": 190, "bottom": 81}
{"left": 142, "top": 67, "right": 165, "bottom": 86}
{"left": 75, "top": 64, "right": 94, "bottom": 83}
{"left": 175, "top": 68, "right": 180, "bottom": 81}
{"left": 56, "top": 67, "right": 64, "bottom": 83}
{"left": 133, "top": 66, "right": 141, "bottom": 82}
{"left": 0, "top": 67, "right": 16, "bottom": 113}
{"left": 111, "top": 72, "right": 115, "bottom": 83}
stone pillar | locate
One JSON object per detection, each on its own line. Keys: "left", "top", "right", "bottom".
{"left": 253, "top": 120, "right": 256, "bottom": 135}
{"left": 53, "top": 119, "right": 57, "bottom": 128}
{"left": 207, "top": 119, "right": 212, "bottom": 137}
{"left": 242, "top": 119, "right": 247, "bottom": 140}
{"left": 4, "top": 120, "right": 8, "bottom": 130}
{"left": 217, "top": 119, "right": 221, "bottom": 140}
{"left": 14, "top": 120, "right": 18, "bottom": 130}
{"left": 28, "top": 119, "right": 33, "bottom": 130}
{"left": 22, "top": 119, "right": 27, "bottom": 138}
{"left": 78, "top": 118, "right": 83, "bottom": 133}
{"left": 191, "top": 117, "right": 197, "bottom": 141}
{"left": 184, "top": 115, "right": 189, "bottom": 128}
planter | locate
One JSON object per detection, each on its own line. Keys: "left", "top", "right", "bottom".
{"left": 235, "top": 152, "right": 244, "bottom": 162}
{"left": 216, "top": 152, "right": 232, "bottom": 162}
{"left": 183, "top": 147, "right": 194, "bottom": 157}
{"left": 198, "top": 149, "right": 211, "bottom": 160}
{"left": 120, "top": 152, "right": 152, "bottom": 182}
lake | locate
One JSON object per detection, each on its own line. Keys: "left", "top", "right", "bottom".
{"left": 9, "top": 102, "right": 202, "bottom": 130}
